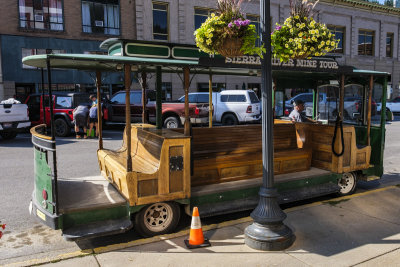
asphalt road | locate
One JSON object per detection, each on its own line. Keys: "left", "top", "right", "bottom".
{"left": 0, "top": 120, "right": 399, "bottom": 264}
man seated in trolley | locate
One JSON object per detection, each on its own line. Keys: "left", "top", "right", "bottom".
{"left": 289, "top": 99, "right": 318, "bottom": 123}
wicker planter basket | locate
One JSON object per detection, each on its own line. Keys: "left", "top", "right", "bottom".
{"left": 217, "top": 37, "right": 244, "bottom": 58}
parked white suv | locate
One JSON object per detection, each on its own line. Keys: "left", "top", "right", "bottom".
{"left": 178, "top": 90, "right": 261, "bottom": 125}
{"left": 0, "top": 98, "right": 31, "bottom": 139}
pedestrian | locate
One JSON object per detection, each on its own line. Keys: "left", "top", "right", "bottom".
{"left": 289, "top": 99, "right": 319, "bottom": 123}
{"left": 90, "top": 94, "right": 97, "bottom": 106}
{"left": 88, "top": 103, "right": 101, "bottom": 138}
{"left": 73, "top": 105, "right": 89, "bottom": 139}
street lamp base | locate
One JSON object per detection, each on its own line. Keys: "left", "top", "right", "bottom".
{"left": 244, "top": 222, "right": 295, "bottom": 251}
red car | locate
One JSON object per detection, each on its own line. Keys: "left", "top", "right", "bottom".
{"left": 25, "top": 92, "right": 102, "bottom": 137}
{"left": 106, "top": 90, "right": 209, "bottom": 128}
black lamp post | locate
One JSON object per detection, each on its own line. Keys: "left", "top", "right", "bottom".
{"left": 244, "top": 0, "right": 295, "bottom": 251}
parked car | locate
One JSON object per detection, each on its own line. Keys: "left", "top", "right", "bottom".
{"left": 106, "top": 90, "right": 209, "bottom": 128}
{"left": 25, "top": 92, "right": 95, "bottom": 137}
{"left": 178, "top": 90, "right": 261, "bottom": 125}
{"left": 0, "top": 98, "right": 30, "bottom": 139}
{"left": 377, "top": 96, "right": 400, "bottom": 113}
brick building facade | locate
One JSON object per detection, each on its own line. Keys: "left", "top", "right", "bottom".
{"left": 1, "top": 0, "right": 400, "bottom": 101}
{"left": 0, "top": 0, "right": 136, "bottom": 101}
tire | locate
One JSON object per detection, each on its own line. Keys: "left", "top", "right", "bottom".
{"left": 134, "top": 202, "right": 181, "bottom": 237}
{"left": 337, "top": 172, "right": 357, "bottom": 196}
{"left": 54, "top": 118, "right": 71, "bottom": 137}
{"left": 163, "top": 116, "right": 180, "bottom": 129}
{"left": 221, "top": 113, "right": 238, "bottom": 126}
{"left": 0, "top": 131, "right": 17, "bottom": 140}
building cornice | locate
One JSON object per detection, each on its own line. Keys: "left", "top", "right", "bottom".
{"left": 321, "top": 0, "right": 400, "bottom": 15}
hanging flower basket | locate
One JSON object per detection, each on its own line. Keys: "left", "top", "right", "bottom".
{"left": 218, "top": 37, "right": 244, "bottom": 58}
{"left": 271, "top": 0, "right": 338, "bottom": 62}
{"left": 194, "top": 0, "right": 265, "bottom": 58}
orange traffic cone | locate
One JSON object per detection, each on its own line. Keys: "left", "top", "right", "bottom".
{"left": 184, "top": 207, "right": 211, "bottom": 249}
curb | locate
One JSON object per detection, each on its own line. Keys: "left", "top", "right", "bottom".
{"left": 3, "top": 185, "right": 397, "bottom": 267}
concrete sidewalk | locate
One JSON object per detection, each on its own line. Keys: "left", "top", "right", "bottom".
{"left": 6, "top": 186, "right": 400, "bottom": 267}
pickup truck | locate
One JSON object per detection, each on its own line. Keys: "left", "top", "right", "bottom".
{"left": 106, "top": 90, "right": 209, "bottom": 128}
{"left": 25, "top": 92, "right": 95, "bottom": 137}
{"left": 0, "top": 99, "right": 31, "bottom": 139}
{"left": 177, "top": 90, "right": 261, "bottom": 125}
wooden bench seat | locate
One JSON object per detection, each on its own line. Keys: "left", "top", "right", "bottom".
{"left": 98, "top": 124, "right": 191, "bottom": 206}
{"left": 190, "top": 124, "right": 312, "bottom": 186}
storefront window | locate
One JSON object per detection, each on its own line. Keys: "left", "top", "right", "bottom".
{"left": 19, "top": 0, "right": 64, "bottom": 31}
{"left": 22, "top": 48, "right": 66, "bottom": 69}
{"left": 82, "top": 0, "right": 120, "bottom": 35}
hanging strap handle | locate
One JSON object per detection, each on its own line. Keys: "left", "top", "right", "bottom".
{"left": 331, "top": 113, "right": 345, "bottom": 157}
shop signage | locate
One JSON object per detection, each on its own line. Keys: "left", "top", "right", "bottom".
{"left": 200, "top": 56, "right": 343, "bottom": 72}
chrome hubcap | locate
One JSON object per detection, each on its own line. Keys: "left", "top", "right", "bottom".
{"left": 339, "top": 172, "right": 355, "bottom": 194}
{"left": 143, "top": 203, "right": 173, "bottom": 232}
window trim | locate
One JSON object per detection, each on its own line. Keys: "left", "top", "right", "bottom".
{"left": 358, "top": 29, "right": 375, "bottom": 56}
{"left": 152, "top": 1, "right": 169, "bottom": 41}
{"left": 18, "top": 0, "right": 65, "bottom": 32}
{"left": 80, "top": 0, "right": 121, "bottom": 36}
{"left": 194, "top": 7, "right": 216, "bottom": 30}
{"left": 246, "top": 14, "right": 261, "bottom": 47}
{"left": 386, "top": 32, "right": 394, "bottom": 58}
{"left": 327, "top": 25, "right": 345, "bottom": 54}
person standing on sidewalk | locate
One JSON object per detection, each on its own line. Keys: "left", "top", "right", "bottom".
{"left": 73, "top": 105, "right": 89, "bottom": 139}
{"left": 88, "top": 102, "right": 101, "bottom": 138}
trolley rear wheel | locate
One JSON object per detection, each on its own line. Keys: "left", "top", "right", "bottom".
{"left": 134, "top": 202, "right": 180, "bottom": 237}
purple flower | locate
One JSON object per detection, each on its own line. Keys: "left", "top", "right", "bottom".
{"left": 275, "top": 25, "right": 281, "bottom": 30}
{"left": 228, "top": 22, "right": 233, "bottom": 28}
{"left": 234, "top": 20, "right": 241, "bottom": 27}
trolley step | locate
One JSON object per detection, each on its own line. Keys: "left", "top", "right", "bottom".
{"left": 63, "top": 217, "right": 132, "bottom": 241}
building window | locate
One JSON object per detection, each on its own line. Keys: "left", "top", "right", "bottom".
{"left": 81, "top": 0, "right": 120, "bottom": 35}
{"left": 358, "top": 30, "right": 374, "bottom": 56}
{"left": 18, "top": 0, "right": 64, "bottom": 31}
{"left": 194, "top": 7, "right": 215, "bottom": 30}
{"left": 153, "top": 2, "right": 168, "bottom": 40}
{"left": 386, "top": 33, "right": 394, "bottom": 58}
{"left": 22, "top": 48, "right": 66, "bottom": 69}
{"left": 328, "top": 26, "right": 345, "bottom": 54}
{"left": 162, "top": 82, "right": 172, "bottom": 101}
{"left": 247, "top": 15, "right": 260, "bottom": 47}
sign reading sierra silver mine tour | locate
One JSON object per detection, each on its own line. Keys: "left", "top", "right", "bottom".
{"left": 226, "top": 56, "right": 339, "bottom": 69}
{"left": 199, "top": 55, "right": 344, "bottom": 72}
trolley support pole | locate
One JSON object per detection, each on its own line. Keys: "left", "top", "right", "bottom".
{"left": 46, "top": 58, "right": 59, "bottom": 215}
{"left": 156, "top": 66, "right": 162, "bottom": 129}
{"left": 141, "top": 71, "right": 147, "bottom": 123}
{"left": 244, "top": 0, "right": 295, "bottom": 251}
{"left": 367, "top": 75, "right": 373, "bottom": 146}
{"left": 183, "top": 66, "right": 191, "bottom": 136}
{"left": 40, "top": 68, "right": 46, "bottom": 125}
{"left": 339, "top": 74, "right": 345, "bottom": 117}
{"left": 96, "top": 71, "right": 103, "bottom": 150}
{"left": 209, "top": 72, "right": 213, "bottom": 128}
{"left": 124, "top": 64, "right": 132, "bottom": 172}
